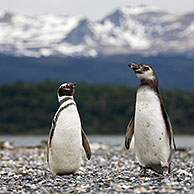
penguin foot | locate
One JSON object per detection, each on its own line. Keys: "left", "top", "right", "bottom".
{"left": 140, "top": 166, "right": 147, "bottom": 175}
{"left": 162, "top": 166, "right": 170, "bottom": 175}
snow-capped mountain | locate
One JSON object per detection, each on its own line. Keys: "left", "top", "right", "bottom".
{"left": 0, "top": 5, "right": 194, "bottom": 58}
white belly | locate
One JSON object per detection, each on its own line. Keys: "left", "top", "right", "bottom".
{"left": 49, "top": 105, "right": 82, "bottom": 175}
{"left": 134, "top": 87, "right": 170, "bottom": 169}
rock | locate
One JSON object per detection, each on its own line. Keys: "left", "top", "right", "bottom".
{"left": 75, "top": 187, "right": 86, "bottom": 192}
{"left": 0, "top": 143, "right": 193, "bottom": 193}
{"left": 1, "top": 141, "right": 14, "bottom": 150}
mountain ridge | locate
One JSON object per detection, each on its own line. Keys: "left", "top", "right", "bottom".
{"left": 0, "top": 5, "right": 194, "bottom": 58}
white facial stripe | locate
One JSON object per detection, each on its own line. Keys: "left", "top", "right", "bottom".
{"left": 136, "top": 69, "right": 155, "bottom": 80}
{"left": 60, "top": 83, "right": 68, "bottom": 88}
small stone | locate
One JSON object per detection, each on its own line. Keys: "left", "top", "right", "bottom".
{"left": 3, "top": 141, "right": 14, "bottom": 150}
{"left": 177, "top": 169, "right": 192, "bottom": 176}
{"left": 114, "top": 184, "right": 122, "bottom": 190}
{"left": 134, "top": 187, "right": 148, "bottom": 193}
{"left": 75, "top": 187, "right": 86, "bottom": 192}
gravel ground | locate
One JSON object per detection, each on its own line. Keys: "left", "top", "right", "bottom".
{"left": 0, "top": 142, "right": 193, "bottom": 194}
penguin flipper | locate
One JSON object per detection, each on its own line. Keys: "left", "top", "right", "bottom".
{"left": 47, "top": 123, "right": 55, "bottom": 163}
{"left": 125, "top": 117, "right": 134, "bottom": 149}
{"left": 81, "top": 129, "right": 91, "bottom": 160}
{"left": 166, "top": 113, "right": 177, "bottom": 151}
{"left": 160, "top": 102, "right": 177, "bottom": 151}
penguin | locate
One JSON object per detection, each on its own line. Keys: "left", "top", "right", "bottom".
{"left": 47, "top": 82, "right": 91, "bottom": 175}
{"left": 125, "top": 63, "right": 176, "bottom": 174}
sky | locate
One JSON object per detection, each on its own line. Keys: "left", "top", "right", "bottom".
{"left": 0, "top": 0, "right": 194, "bottom": 20}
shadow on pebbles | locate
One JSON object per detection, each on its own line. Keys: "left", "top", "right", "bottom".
{"left": 0, "top": 143, "right": 193, "bottom": 193}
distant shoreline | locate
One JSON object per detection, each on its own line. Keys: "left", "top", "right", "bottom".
{"left": 0, "top": 135, "right": 194, "bottom": 149}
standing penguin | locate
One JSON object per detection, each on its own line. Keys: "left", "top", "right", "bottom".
{"left": 125, "top": 63, "right": 176, "bottom": 174}
{"left": 47, "top": 83, "right": 91, "bottom": 175}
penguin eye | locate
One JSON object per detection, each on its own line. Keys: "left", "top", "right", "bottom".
{"left": 64, "top": 86, "right": 70, "bottom": 90}
{"left": 143, "top": 66, "right": 150, "bottom": 71}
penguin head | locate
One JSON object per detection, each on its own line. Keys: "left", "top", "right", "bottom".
{"left": 128, "top": 63, "right": 157, "bottom": 82}
{"left": 57, "top": 82, "right": 76, "bottom": 99}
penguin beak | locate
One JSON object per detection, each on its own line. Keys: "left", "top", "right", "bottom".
{"left": 67, "top": 83, "right": 76, "bottom": 88}
{"left": 128, "top": 63, "right": 144, "bottom": 74}
{"left": 128, "top": 63, "right": 139, "bottom": 71}
{"left": 72, "top": 83, "right": 76, "bottom": 88}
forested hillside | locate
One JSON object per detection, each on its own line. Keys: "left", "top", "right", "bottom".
{"left": 0, "top": 81, "right": 193, "bottom": 135}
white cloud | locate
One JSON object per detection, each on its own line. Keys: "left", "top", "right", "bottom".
{"left": 0, "top": 0, "right": 193, "bottom": 20}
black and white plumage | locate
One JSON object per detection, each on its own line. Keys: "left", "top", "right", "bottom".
{"left": 125, "top": 63, "right": 176, "bottom": 174}
{"left": 47, "top": 83, "right": 91, "bottom": 175}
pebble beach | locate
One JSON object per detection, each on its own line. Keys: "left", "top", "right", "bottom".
{"left": 0, "top": 142, "right": 193, "bottom": 194}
